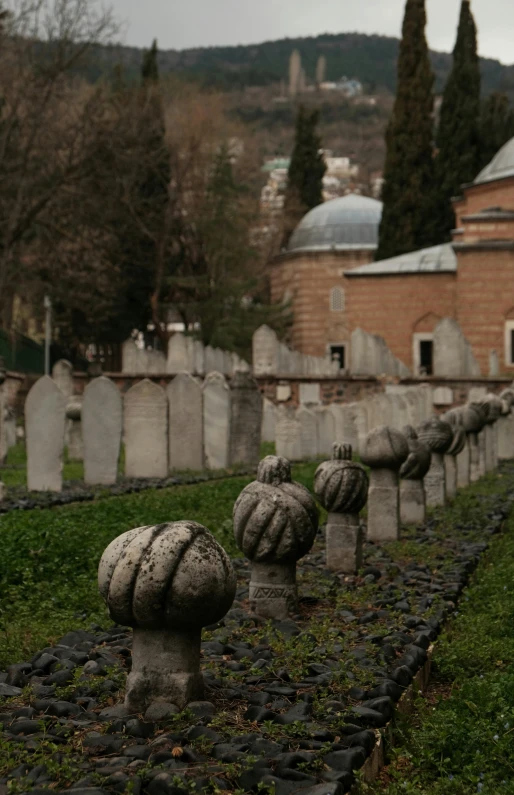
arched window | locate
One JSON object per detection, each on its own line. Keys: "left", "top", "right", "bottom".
{"left": 330, "top": 286, "right": 345, "bottom": 312}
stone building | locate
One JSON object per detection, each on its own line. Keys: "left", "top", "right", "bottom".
{"left": 269, "top": 193, "right": 383, "bottom": 366}
{"left": 270, "top": 137, "right": 514, "bottom": 377}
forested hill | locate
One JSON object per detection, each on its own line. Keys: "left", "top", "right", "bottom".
{"left": 92, "top": 32, "right": 514, "bottom": 98}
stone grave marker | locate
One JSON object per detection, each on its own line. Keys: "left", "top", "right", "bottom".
{"left": 203, "top": 372, "right": 231, "bottom": 470}
{"left": 229, "top": 371, "right": 263, "bottom": 466}
{"left": 52, "top": 359, "right": 74, "bottom": 398}
{"left": 25, "top": 376, "right": 66, "bottom": 492}
{"left": 361, "top": 425, "right": 408, "bottom": 542}
{"left": 124, "top": 379, "right": 168, "bottom": 478}
{"left": 275, "top": 406, "right": 302, "bottom": 461}
{"left": 83, "top": 376, "right": 122, "bottom": 485}
{"left": 167, "top": 372, "right": 204, "bottom": 471}
{"left": 261, "top": 398, "right": 277, "bottom": 443}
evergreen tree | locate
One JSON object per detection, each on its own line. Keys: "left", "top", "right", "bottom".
{"left": 478, "top": 92, "right": 514, "bottom": 170}
{"left": 376, "top": 0, "right": 436, "bottom": 261}
{"left": 435, "top": 1, "right": 481, "bottom": 240}
{"left": 141, "top": 39, "right": 159, "bottom": 84}
{"left": 282, "top": 105, "right": 326, "bottom": 244}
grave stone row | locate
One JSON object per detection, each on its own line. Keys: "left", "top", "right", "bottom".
{"left": 122, "top": 333, "right": 250, "bottom": 377}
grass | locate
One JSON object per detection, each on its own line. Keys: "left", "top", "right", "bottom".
{"left": 368, "top": 477, "right": 514, "bottom": 795}
{"left": 0, "top": 460, "right": 320, "bottom": 669}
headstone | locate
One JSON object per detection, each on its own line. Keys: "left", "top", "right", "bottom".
{"left": 276, "top": 384, "right": 291, "bottom": 402}
{"left": 489, "top": 350, "right": 500, "bottom": 377}
{"left": 83, "top": 376, "right": 122, "bottom": 485}
{"left": 229, "top": 371, "right": 263, "bottom": 467}
{"left": 498, "top": 390, "right": 514, "bottom": 460}
{"left": 52, "top": 359, "right": 73, "bottom": 398}
{"left": 433, "top": 318, "right": 481, "bottom": 376}
{"left": 124, "top": 379, "right": 168, "bottom": 478}
{"left": 25, "top": 376, "right": 66, "bottom": 492}
{"left": 298, "top": 382, "right": 321, "bottom": 405}
{"left": 66, "top": 397, "right": 83, "bottom": 462}
{"left": 298, "top": 406, "right": 318, "bottom": 459}
{"left": 99, "top": 521, "right": 236, "bottom": 711}
{"left": 193, "top": 340, "right": 205, "bottom": 375}
{"left": 203, "top": 372, "right": 231, "bottom": 470}
{"left": 167, "top": 333, "right": 191, "bottom": 373}
{"left": 417, "top": 417, "right": 454, "bottom": 507}
{"left": 233, "top": 456, "right": 318, "bottom": 618}
{"left": 315, "top": 406, "right": 336, "bottom": 457}
{"left": 360, "top": 426, "right": 409, "bottom": 542}
{"left": 339, "top": 404, "right": 360, "bottom": 452}
{"left": 261, "top": 398, "right": 277, "bottom": 444}
{"left": 314, "top": 444, "right": 369, "bottom": 573}
{"left": 350, "top": 327, "right": 410, "bottom": 376}
{"left": 433, "top": 387, "right": 453, "bottom": 406}
{"left": 399, "top": 426, "right": 431, "bottom": 526}
{"left": 167, "top": 372, "right": 203, "bottom": 471}
{"left": 275, "top": 406, "right": 302, "bottom": 461}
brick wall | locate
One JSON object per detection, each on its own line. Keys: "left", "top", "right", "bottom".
{"left": 454, "top": 177, "right": 514, "bottom": 228}
{"left": 269, "top": 249, "right": 374, "bottom": 357}
{"left": 345, "top": 273, "right": 457, "bottom": 370}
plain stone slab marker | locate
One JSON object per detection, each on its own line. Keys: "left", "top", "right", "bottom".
{"left": 297, "top": 406, "right": 318, "bottom": 460}
{"left": 417, "top": 417, "right": 453, "bottom": 508}
{"left": 83, "top": 376, "right": 122, "bottom": 485}
{"left": 261, "top": 398, "right": 276, "bottom": 443}
{"left": 25, "top": 376, "right": 66, "bottom": 492}
{"left": 498, "top": 389, "right": 514, "bottom": 460}
{"left": 315, "top": 406, "right": 336, "bottom": 458}
{"left": 275, "top": 406, "right": 302, "bottom": 461}
{"left": 229, "top": 371, "right": 262, "bottom": 467}
{"left": 399, "top": 426, "right": 431, "bottom": 526}
{"left": 98, "top": 521, "right": 236, "bottom": 711}
{"left": 167, "top": 372, "right": 203, "bottom": 471}
{"left": 124, "top": 379, "right": 168, "bottom": 479}
{"left": 203, "top": 372, "right": 231, "bottom": 470}
{"left": 66, "top": 396, "right": 83, "bottom": 462}
{"left": 360, "top": 425, "right": 408, "bottom": 543}
{"left": 233, "top": 456, "right": 318, "bottom": 618}
{"left": 314, "top": 443, "right": 369, "bottom": 573}
{"left": 52, "top": 359, "right": 73, "bottom": 398}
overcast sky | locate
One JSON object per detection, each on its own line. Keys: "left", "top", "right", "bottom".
{"left": 110, "top": 0, "right": 514, "bottom": 65}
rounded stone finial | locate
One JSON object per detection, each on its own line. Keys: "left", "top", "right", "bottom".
{"left": 98, "top": 521, "right": 237, "bottom": 631}
{"left": 416, "top": 417, "right": 454, "bottom": 454}
{"left": 360, "top": 425, "right": 409, "bottom": 471}
{"left": 500, "top": 388, "right": 514, "bottom": 408}
{"left": 441, "top": 409, "right": 467, "bottom": 456}
{"left": 233, "top": 455, "right": 318, "bottom": 563}
{"left": 399, "top": 425, "right": 431, "bottom": 480}
{"left": 314, "top": 447, "right": 369, "bottom": 514}
{"left": 462, "top": 403, "right": 486, "bottom": 433}
{"left": 66, "top": 396, "right": 82, "bottom": 421}
{"left": 479, "top": 393, "right": 503, "bottom": 424}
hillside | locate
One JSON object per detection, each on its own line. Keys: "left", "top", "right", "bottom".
{"left": 94, "top": 31, "right": 514, "bottom": 100}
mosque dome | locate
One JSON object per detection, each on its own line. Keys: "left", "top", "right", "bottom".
{"left": 474, "top": 136, "right": 514, "bottom": 185}
{"left": 286, "top": 193, "right": 383, "bottom": 253}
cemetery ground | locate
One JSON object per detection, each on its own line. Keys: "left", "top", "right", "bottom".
{"left": 0, "top": 461, "right": 513, "bottom": 793}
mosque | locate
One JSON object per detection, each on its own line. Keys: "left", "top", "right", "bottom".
{"left": 269, "top": 137, "right": 514, "bottom": 377}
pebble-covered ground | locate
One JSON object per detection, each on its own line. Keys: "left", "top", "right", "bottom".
{"left": 1, "top": 467, "right": 512, "bottom": 795}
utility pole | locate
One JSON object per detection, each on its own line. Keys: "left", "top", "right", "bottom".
{"left": 44, "top": 295, "right": 52, "bottom": 375}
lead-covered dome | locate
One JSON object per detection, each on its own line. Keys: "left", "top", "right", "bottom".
{"left": 474, "top": 136, "right": 514, "bottom": 185}
{"left": 287, "top": 193, "right": 383, "bottom": 253}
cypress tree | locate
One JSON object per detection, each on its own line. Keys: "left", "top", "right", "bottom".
{"left": 283, "top": 105, "right": 326, "bottom": 244}
{"left": 478, "top": 92, "right": 514, "bottom": 171}
{"left": 376, "top": 0, "right": 436, "bottom": 261}
{"left": 435, "top": 1, "right": 481, "bottom": 240}
{"left": 142, "top": 39, "right": 159, "bottom": 84}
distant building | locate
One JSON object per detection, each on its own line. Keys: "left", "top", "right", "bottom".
{"left": 261, "top": 154, "right": 360, "bottom": 211}
{"left": 320, "top": 77, "right": 363, "bottom": 97}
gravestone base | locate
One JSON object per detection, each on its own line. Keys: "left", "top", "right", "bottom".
{"left": 366, "top": 468, "right": 400, "bottom": 543}
{"left": 424, "top": 452, "right": 446, "bottom": 508}
{"left": 126, "top": 628, "right": 203, "bottom": 712}
{"left": 469, "top": 434, "right": 480, "bottom": 482}
{"left": 400, "top": 479, "right": 426, "bottom": 526}
{"left": 497, "top": 414, "right": 514, "bottom": 460}
{"left": 478, "top": 431, "right": 487, "bottom": 476}
{"left": 326, "top": 512, "right": 363, "bottom": 574}
{"left": 249, "top": 562, "right": 296, "bottom": 619}
{"left": 457, "top": 441, "right": 470, "bottom": 488}
{"left": 444, "top": 455, "right": 457, "bottom": 500}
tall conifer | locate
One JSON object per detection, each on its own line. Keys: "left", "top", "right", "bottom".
{"left": 435, "top": 1, "right": 481, "bottom": 239}
{"left": 142, "top": 39, "right": 159, "bottom": 83}
{"left": 376, "top": 0, "right": 436, "bottom": 261}
{"left": 478, "top": 92, "right": 514, "bottom": 170}
{"left": 282, "top": 105, "right": 326, "bottom": 244}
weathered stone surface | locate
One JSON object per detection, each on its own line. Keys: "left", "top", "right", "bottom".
{"left": 233, "top": 456, "right": 318, "bottom": 617}
{"left": 497, "top": 391, "right": 514, "bottom": 460}
{"left": 203, "top": 372, "right": 231, "bottom": 470}
{"left": 361, "top": 426, "right": 408, "bottom": 543}
{"left": 52, "top": 359, "right": 74, "bottom": 398}
{"left": 350, "top": 327, "right": 410, "bottom": 376}
{"left": 98, "top": 521, "right": 236, "bottom": 710}
{"left": 314, "top": 444, "right": 368, "bottom": 573}
{"left": 417, "top": 417, "right": 454, "bottom": 455}
{"left": 400, "top": 479, "right": 426, "bottom": 526}
{"left": 299, "top": 383, "right": 321, "bottom": 405}
{"left": 83, "top": 377, "right": 122, "bottom": 485}
{"left": 399, "top": 426, "right": 431, "bottom": 481}
{"left": 275, "top": 406, "right": 302, "bottom": 461}
{"left": 124, "top": 379, "right": 168, "bottom": 479}
{"left": 457, "top": 438, "right": 471, "bottom": 488}
{"left": 229, "top": 371, "right": 262, "bottom": 467}
{"left": 252, "top": 325, "right": 279, "bottom": 376}
{"left": 433, "top": 318, "right": 481, "bottom": 376}
{"left": 315, "top": 407, "right": 336, "bottom": 458}
{"left": 424, "top": 452, "right": 446, "bottom": 507}
{"left": 25, "top": 376, "right": 66, "bottom": 492}
{"left": 261, "top": 398, "right": 276, "bottom": 443}
{"left": 66, "top": 397, "right": 83, "bottom": 462}
{"left": 444, "top": 455, "right": 457, "bottom": 500}
{"left": 298, "top": 406, "right": 318, "bottom": 460}
{"left": 167, "top": 373, "right": 203, "bottom": 471}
